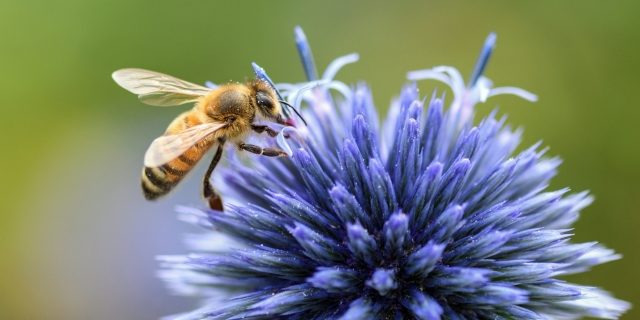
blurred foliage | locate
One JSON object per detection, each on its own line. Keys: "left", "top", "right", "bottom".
{"left": 0, "top": 0, "right": 638, "bottom": 319}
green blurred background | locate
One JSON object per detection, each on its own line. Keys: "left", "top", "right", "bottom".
{"left": 1, "top": 1, "right": 638, "bottom": 319}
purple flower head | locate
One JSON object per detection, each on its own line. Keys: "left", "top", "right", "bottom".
{"left": 158, "top": 28, "right": 629, "bottom": 319}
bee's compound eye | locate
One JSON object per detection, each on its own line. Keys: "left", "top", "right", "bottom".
{"left": 256, "top": 91, "right": 274, "bottom": 109}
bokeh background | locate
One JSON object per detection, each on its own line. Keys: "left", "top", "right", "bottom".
{"left": 1, "top": 1, "right": 638, "bottom": 319}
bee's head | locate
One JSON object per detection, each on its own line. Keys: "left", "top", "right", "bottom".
{"left": 251, "top": 80, "right": 286, "bottom": 124}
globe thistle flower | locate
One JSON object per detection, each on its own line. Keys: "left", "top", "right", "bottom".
{"left": 158, "top": 28, "right": 630, "bottom": 319}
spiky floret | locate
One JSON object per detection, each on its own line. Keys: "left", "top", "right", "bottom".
{"left": 159, "top": 28, "right": 629, "bottom": 319}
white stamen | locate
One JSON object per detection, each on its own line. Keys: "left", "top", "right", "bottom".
{"left": 430, "top": 66, "right": 466, "bottom": 94}
{"left": 406, "top": 69, "right": 454, "bottom": 88}
{"left": 275, "top": 83, "right": 297, "bottom": 93}
{"left": 288, "top": 80, "right": 330, "bottom": 109}
{"left": 322, "top": 53, "right": 359, "bottom": 81}
{"left": 276, "top": 127, "right": 300, "bottom": 156}
{"left": 409, "top": 66, "right": 537, "bottom": 108}
{"left": 475, "top": 77, "right": 493, "bottom": 102}
{"left": 323, "top": 81, "right": 353, "bottom": 101}
{"left": 489, "top": 86, "right": 538, "bottom": 102}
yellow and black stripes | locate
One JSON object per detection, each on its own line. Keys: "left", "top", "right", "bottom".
{"left": 140, "top": 143, "right": 211, "bottom": 200}
{"left": 142, "top": 166, "right": 175, "bottom": 200}
{"left": 141, "top": 158, "right": 192, "bottom": 199}
{"left": 177, "top": 154, "right": 197, "bottom": 165}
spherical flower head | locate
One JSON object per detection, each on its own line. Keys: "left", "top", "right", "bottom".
{"left": 159, "top": 28, "right": 630, "bottom": 319}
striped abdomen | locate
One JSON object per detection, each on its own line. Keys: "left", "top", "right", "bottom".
{"left": 141, "top": 111, "right": 215, "bottom": 200}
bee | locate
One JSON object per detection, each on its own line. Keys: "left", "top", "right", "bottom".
{"left": 112, "top": 68, "right": 302, "bottom": 210}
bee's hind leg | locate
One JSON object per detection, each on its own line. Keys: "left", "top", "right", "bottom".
{"left": 203, "top": 141, "right": 225, "bottom": 211}
{"left": 206, "top": 189, "right": 224, "bottom": 211}
{"left": 239, "top": 143, "right": 288, "bottom": 157}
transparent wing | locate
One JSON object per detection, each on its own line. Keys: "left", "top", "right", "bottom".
{"left": 112, "top": 68, "right": 211, "bottom": 106}
{"left": 144, "top": 122, "right": 226, "bottom": 167}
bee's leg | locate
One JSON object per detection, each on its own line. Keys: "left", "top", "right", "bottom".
{"left": 239, "top": 143, "right": 288, "bottom": 157}
{"left": 250, "top": 125, "right": 280, "bottom": 137}
{"left": 203, "top": 141, "right": 225, "bottom": 210}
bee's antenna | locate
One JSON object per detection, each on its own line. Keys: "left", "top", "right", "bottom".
{"left": 279, "top": 100, "right": 308, "bottom": 126}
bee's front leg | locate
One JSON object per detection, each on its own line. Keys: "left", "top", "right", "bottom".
{"left": 250, "top": 124, "right": 280, "bottom": 137}
{"left": 238, "top": 143, "right": 288, "bottom": 157}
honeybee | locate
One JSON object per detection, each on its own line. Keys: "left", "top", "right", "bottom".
{"left": 112, "top": 68, "right": 301, "bottom": 210}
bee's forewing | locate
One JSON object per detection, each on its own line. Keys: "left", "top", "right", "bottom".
{"left": 112, "top": 68, "right": 211, "bottom": 106}
{"left": 144, "top": 122, "right": 226, "bottom": 167}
